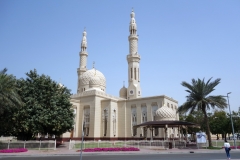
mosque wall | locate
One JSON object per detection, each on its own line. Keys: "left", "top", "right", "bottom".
{"left": 117, "top": 100, "right": 127, "bottom": 138}
{"left": 71, "top": 101, "right": 80, "bottom": 137}
{"left": 63, "top": 95, "right": 178, "bottom": 141}
{"left": 93, "top": 96, "right": 104, "bottom": 138}
{"left": 121, "top": 96, "right": 178, "bottom": 139}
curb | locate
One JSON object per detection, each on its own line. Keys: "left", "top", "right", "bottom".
{"left": 1, "top": 149, "right": 240, "bottom": 157}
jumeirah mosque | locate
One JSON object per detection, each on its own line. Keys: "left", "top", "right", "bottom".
{"left": 62, "top": 10, "right": 179, "bottom": 140}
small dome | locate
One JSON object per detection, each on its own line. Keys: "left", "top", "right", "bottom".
{"left": 155, "top": 104, "right": 175, "bottom": 121}
{"left": 89, "top": 76, "right": 101, "bottom": 88}
{"left": 119, "top": 86, "right": 127, "bottom": 99}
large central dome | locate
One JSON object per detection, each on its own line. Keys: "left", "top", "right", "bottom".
{"left": 80, "top": 68, "right": 106, "bottom": 88}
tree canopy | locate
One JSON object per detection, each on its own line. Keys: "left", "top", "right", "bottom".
{"left": 0, "top": 68, "right": 22, "bottom": 115}
{"left": 209, "top": 110, "right": 229, "bottom": 140}
{"left": 177, "top": 78, "right": 227, "bottom": 147}
{"left": 0, "top": 69, "right": 74, "bottom": 140}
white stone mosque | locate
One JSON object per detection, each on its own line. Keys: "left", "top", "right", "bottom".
{"left": 62, "top": 10, "right": 179, "bottom": 141}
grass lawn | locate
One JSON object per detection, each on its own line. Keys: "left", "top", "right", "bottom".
{"left": 204, "top": 146, "right": 222, "bottom": 150}
{"left": 74, "top": 141, "right": 130, "bottom": 149}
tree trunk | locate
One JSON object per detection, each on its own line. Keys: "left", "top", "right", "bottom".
{"left": 202, "top": 109, "right": 212, "bottom": 147}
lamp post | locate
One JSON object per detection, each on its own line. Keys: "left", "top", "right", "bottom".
{"left": 227, "top": 92, "right": 237, "bottom": 149}
{"left": 80, "top": 121, "right": 85, "bottom": 160}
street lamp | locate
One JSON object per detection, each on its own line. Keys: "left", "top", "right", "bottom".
{"left": 227, "top": 92, "right": 237, "bottom": 149}
{"left": 80, "top": 121, "right": 85, "bottom": 160}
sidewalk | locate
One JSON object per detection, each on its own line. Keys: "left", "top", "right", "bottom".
{"left": 1, "top": 142, "right": 240, "bottom": 157}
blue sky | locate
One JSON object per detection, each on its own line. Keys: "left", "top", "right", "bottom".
{"left": 1, "top": 0, "right": 240, "bottom": 112}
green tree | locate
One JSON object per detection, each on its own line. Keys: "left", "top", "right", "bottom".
{"left": 209, "top": 110, "right": 228, "bottom": 140}
{"left": 0, "top": 106, "right": 16, "bottom": 136}
{"left": 234, "top": 109, "right": 240, "bottom": 137}
{"left": 14, "top": 69, "right": 74, "bottom": 140}
{"left": 177, "top": 78, "right": 227, "bottom": 147}
{"left": 0, "top": 68, "right": 22, "bottom": 115}
{"left": 180, "top": 111, "right": 207, "bottom": 141}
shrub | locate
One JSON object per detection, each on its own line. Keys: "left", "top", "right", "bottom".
{"left": 0, "top": 148, "right": 28, "bottom": 153}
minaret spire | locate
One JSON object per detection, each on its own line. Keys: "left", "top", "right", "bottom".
{"left": 77, "top": 29, "right": 89, "bottom": 93}
{"left": 81, "top": 28, "right": 87, "bottom": 52}
{"left": 79, "top": 29, "right": 88, "bottom": 70}
{"left": 127, "top": 10, "right": 141, "bottom": 99}
{"left": 129, "top": 9, "right": 137, "bottom": 36}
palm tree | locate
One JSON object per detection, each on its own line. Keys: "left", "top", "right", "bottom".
{"left": 177, "top": 78, "right": 227, "bottom": 147}
{"left": 0, "top": 68, "right": 22, "bottom": 114}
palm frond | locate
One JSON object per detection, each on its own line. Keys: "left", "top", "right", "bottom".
{"left": 0, "top": 68, "right": 7, "bottom": 75}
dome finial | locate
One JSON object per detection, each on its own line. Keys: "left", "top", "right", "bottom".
{"left": 123, "top": 81, "right": 125, "bottom": 87}
{"left": 92, "top": 61, "right": 97, "bottom": 76}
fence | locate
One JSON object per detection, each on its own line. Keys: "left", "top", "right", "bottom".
{"left": 0, "top": 137, "right": 17, "bottom": 141}
{"left": 0, "top": 140, "right": 56, "bottom": 150}
{"left": 69, "top": 140, "right": 186, "bottom": 150}
{"left": 200, "top": 140, "right": 240, "bottom": 148}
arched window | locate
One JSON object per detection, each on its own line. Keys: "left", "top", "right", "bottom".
{"left": 152, "top": 105, "right": 158, "bottom": 121}
{"left": 104, "top": 109, "right": 108, "bottom": 136}
{"left": 132, "top": 114, "right": 137, "bottom": 136}
{"left": 131, "top": 68, "right": 133, "bottom": 79}
{"left": 131, "top": 106, "right": 137, "bottom": 136}
{"left": 138, "top": 68, "right": 139, "bottom": 81}
{"left": 134, "top": 68, "right": 136, "bottom": 80}
{"left": 113, "top": 109, "right": 116, "bottom": 136}
{"left": 84, "top": 108, "right": 90, "bottom": 136}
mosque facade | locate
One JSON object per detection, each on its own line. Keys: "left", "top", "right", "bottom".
{"left": 62, "top": 10, "right": 179, "bottom": 140}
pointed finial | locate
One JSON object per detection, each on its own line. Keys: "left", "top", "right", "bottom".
{"left": 83, "top": 27, "right": 87, "bottom": 37}
{"left": 93, "top": 61, "right": 96, "bottom": 76}
{"left": 130, "top": 8, "right": 135, "bottom": 18}
{"left": 123, "top": 81, "right": 125, "bottom": 87}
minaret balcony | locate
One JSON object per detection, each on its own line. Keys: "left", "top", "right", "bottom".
{"left": 128, "top": 35, "right": 138, "bottom": 40}
{"left": 79, "top": 51, "right": 88, "bottom": 56}
{"left": 127, "top": 54, "right": 140, "bottom": 59}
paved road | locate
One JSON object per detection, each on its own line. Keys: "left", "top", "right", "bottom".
{"left": 1, "top": 153, "right": 240, "bottom": 160}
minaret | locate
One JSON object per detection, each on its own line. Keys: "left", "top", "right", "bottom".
{"left": 127, "top": 9, "right": 141, "bottom": 99}
{"left": 77, "top": 29, "right": 88, "bottom": 93}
